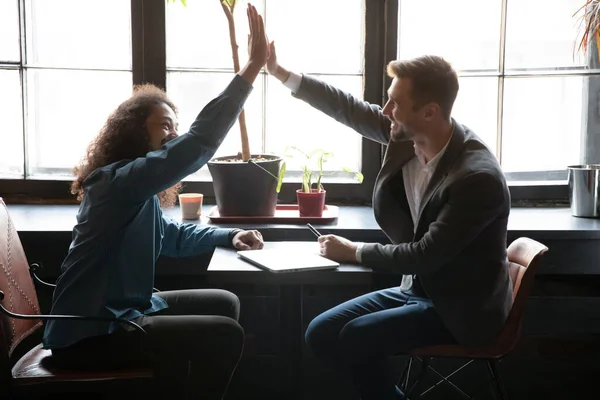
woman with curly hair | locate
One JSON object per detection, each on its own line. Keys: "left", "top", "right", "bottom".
{"left": 42, "top": 4, "right": 267, "bottom": 398}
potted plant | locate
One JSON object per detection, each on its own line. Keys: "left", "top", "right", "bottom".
{"left": 167, "top": 0, "right": 282, "bottom": 217}
{"left": 575, "top": 1, "right": 600, "bottom": 61}
{"left": 276, "top": 146, "right": 364, "bottom": 217}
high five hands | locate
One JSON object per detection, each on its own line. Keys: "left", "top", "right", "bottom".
{"left": 239, "top": 3, "right": 269, "bottom": 84}
{"left": 246, "top": 3, "right": 269, "bottom": 67}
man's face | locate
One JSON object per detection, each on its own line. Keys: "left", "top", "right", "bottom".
{"left": 382, "top": 77, "right": 428, "bottom": 141}
{"left": 146, "top": 103, "right": 179, "bottom": 151}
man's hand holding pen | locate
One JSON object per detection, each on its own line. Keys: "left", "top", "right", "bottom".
{"left": 307, "top": 223, "right": 359, "bottom": 263}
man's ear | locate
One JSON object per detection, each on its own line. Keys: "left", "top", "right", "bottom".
{"left": 423, "top": 103, "right": 439, "bottom": 121}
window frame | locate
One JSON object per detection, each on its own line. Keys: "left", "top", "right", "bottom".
{"left": 0, "top": 0, "right": 573, "bottom": 204}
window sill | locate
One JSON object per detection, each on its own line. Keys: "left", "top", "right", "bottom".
{"left": 0, "top": 178, "right": 570, "bottom": 205}
{"left": 6, "top": 203, "right": 599, "bottom": 240}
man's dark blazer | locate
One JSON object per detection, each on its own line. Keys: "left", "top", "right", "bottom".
{"left": 293, "top": 74, "right": 513, "bottom": 348}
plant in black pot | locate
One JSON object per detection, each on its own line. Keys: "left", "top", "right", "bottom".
{"left": 276, "top": 146, "right": 363, "bottom": 217}
{"left": 168, "top": 0, "right": 282, "bottom": 217}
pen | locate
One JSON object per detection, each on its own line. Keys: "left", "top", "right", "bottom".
{"left": 306, "top": 223, "right": 321, "bottom": 238}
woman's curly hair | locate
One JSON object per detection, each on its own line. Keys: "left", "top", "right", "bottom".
{"left": 71, "top": 84, "right": 180, "bottom": 206}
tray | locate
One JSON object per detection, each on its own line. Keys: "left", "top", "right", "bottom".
{"left": 206, "top": 204, "right": 338, "bottom": 224}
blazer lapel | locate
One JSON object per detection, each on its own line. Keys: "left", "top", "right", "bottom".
{"left": 378, "top": 138, "right": 416, "bottom": 187}
{"left": 415, "top": 120, "right": 466, "bottom": 228}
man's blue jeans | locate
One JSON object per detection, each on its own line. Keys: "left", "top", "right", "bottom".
{"left": 304, "top": 287, "right": 456, "bottom": 400}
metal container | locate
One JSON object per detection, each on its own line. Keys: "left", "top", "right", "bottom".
{"left": 567, "top": 164, "right": 600, "bottom": 218}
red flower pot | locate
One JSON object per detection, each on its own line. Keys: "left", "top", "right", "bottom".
{"left": 296, "top": 189, "right": 326, "bottom": 217}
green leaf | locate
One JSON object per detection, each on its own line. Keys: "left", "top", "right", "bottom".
{"left": 302, "top": 165, "right": 311, "bottom": 192}
{"left": 308, "top": 149, "right": 324, "bottom": 158}
{"left": 342, "top": 167, "right": 364, "bottom": 183}
{"left": 222, "top": 0, "right": 237, "bottom": 9}
{"left": 287, "top": 145, "right": 309, "bottom": 159}
{"left": 303, "top": 181, "right": 311, "bottom": 193}
{"left": 165, "top": 0, "right": 187, "bottom": 6}
{"left": 280, "top": 146, "right": 364, "bottom": 191}
{"left": 276, "top": 161, "right": 286, "bottom": 193}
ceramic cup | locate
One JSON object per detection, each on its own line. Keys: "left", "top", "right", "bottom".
{"left": 178, "top": 193, "right": 203, "bottom": 220}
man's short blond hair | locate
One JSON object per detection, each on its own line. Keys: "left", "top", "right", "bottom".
{"left": 387, "top": 55, "right": 459, "bottom": 120}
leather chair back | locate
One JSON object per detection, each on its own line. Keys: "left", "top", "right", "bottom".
{"left": 494, "top": 237, "right": 548, "bottom": 352}
{"left": 0, "top": 198, "right": 42, "bottom": 359}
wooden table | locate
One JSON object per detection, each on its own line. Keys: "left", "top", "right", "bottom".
{"left": 207, "top": 241, "right": 372, "bottom": 398}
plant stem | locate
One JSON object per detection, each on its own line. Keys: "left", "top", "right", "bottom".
{"left": 221, "top": 1, "right": 251, "bottom": 161}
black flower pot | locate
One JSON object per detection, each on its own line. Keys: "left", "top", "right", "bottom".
{"left": 208, "top": 154, "right": 283, "bottom": 216}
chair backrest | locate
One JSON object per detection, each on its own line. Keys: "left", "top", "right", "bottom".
{"left": 495, "top": 237, "right": 548, "bottom": 352}
{"left": 0, "top": 198, "right": 42, "bottom": 359}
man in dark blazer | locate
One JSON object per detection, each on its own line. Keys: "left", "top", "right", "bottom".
{"left": 267, "top": 42, "right": 513, "bottom": 400}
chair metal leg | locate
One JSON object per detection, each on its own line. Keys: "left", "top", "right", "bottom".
{"left": 486, "top": 359, "right": 508, "bottom": 400}
{"left": 419, "top": 360, "right": 473, "bottom": 399}
{"left": 401, "top": 357, "right": 508, "bottom": 400}
{"left": 398, "top": 356, "right": 413, "bottom": 392}
{"left": 406, "top": 357, "right": 430, "bottom": 397}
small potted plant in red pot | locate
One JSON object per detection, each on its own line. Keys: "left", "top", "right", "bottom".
{"left": 276, "top": 146, "right": 363, "bottom": 217}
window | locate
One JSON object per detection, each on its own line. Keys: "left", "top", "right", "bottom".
{"left": 398, "top": 0, "right": 591, "bottom": 183}
{"left": 165, "top": 0, "right": 365, "bottom": 181}
{"left": 1, "top": 0, "right": 24, "bottom": 178}
{"left": 2, "top": 0, "right": 578, "bottom": 202}
{"left": 0, "top": 0, "right": 132, "bottom": 179}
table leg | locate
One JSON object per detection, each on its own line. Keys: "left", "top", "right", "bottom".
{"left": 279, "top": 284, "right": 303, "bottom": 398}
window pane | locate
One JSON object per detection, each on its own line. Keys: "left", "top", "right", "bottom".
{"left": 265, "top": 74, "right": 362, "bottom": 174}
{"left": 398, "top": 0, "right": 501, "bottom": 71}
{"left": 452, "top": 77, "right": 498, "bottom": 155}
{"left": 266, "top": 0, "right": 364, "bottom": 74}
{"left": 505, "top": 0, "right": 584, "bottom": 70}
{"left": 166, "top": 1, "right": 265, "bottom": 70}
{"left": 501, "top": 76, "right": 582, "bottom": 172}
{"left": 166, "top": 71, "right": 264, "bottom": 179}
{"left": 26, "top": 69, "right": 132, "bottom": 176}
{"left": 0, "top": 0, "right": 20, "bottom": 62}
{"left": 25, "top": 0, "right": 131, "bottom": 69}
{"left": 0, "top": 70, "right": 24, "bottom": 178}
